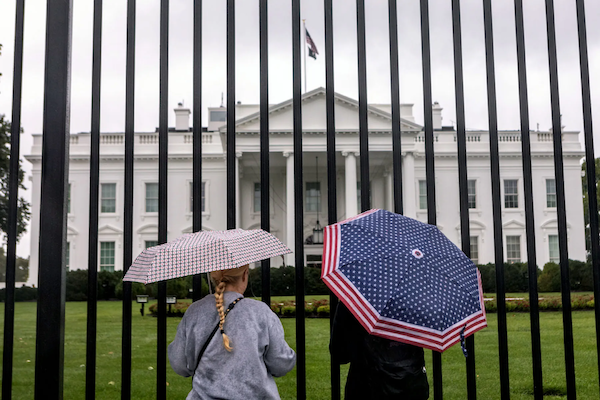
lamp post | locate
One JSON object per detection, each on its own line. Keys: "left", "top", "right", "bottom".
{"left": 136, "top": 294, "right": 149, "bottom": 316}
{"left": 166, "top": 295, "right": 177, "bottom": 314}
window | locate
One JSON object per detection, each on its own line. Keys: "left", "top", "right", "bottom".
{"left": 306, "top": 254, "right": 322, "bottom": 268}
{"left": 189, "top": 181, "right": 206, "bottom": 212}
{"left": 66, "top": 242, "right": 70, "bottom": 271}
{"left": 306, "top": 182, "right": 321, "bottom": 212}
{"left": 145, "top": 240, "right": 159, "bottom": 249}
{"left": 101, "top": 183, "right": 116, "bottom": 213}
{"left": 67, "top": 183, "right": 71, "bottom": 214}
{"left": 210, "top": 110, "right": 226, "bottom": 122}
{"left": 506, "top": 236, "right": 521, "bottom": 263}
{"left": 100, "top": 242, "right": 115, "bottom": 272}
{"left": 546, "top": 179, "right": 556, "bottom": 208}
{"left": 254, "top": 183, "right": 261, "bottom": 213}
{"left": 548, "top": 235, "right": 559, "bottom": 263}
{"left": 470, "top": 236, "right": 479, "bottom": 264}
{"left": 504, "top": 180, "right": 518, "bottom": 208}
{"left": 467, "top": 180, "right": 476, "bottom": 209}
{"left": 419, "top": 180, "right": 427, "bottom": 210}
{"left": 146, "top": 183, "right": 159, "bottom": 212}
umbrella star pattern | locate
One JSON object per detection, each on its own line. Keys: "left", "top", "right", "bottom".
{"left": 322, "top": 209, "right": 487, "bottom": 352}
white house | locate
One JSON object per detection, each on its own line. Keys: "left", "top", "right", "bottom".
{"left": 25, "top": 87, "right": 586, "bottom": 287}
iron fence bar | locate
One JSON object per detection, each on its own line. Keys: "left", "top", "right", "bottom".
{"left": 543, "top": 1, "right": 576, "bottom": 397}
{"left": 157, "top": 1, "right": 169, "bottom": 399}
{"left": 259, "top": 0, "right": 271, "bottom": 306}
{"left": 86, "top": 0, "right": 103, "bottom": 398}
{"left": 449, "top": 1, "right": 476, "bottom": 398}
{"left": 513, "top": 1, "right": 543, "bottom": 398}
{"left": 227, "top": 0, "right": 236, "bottom": 230}
{"left": 1, "top": 0, "right": 25, "bottom": 398}
{"left": 481, "top": 1, "right": 510, "bottom": 398}
{"left": 356, "top": 0, "right": 370, "bottom": 212}
{"left": 575, "top": 0, "right": 600, "bottom": 394}
{"left": 121, "top": 0, "right": 136, "bottom": 397}
{"left": 418, "top": 1, "right": 442, "bottom": 398}
{"left": 192, "top": 0, "right": 203, "bottom": 301}
{"left": 292, "top": 1, "right": 306, "bottom": 398}
{"left": 324, "top": 0, "right": 340, "bottom": 398}
{"left": 34, "top": 0, "right": 72, "bottom": 397}
{"left": 387, "top": 0, "right": 403, "bottom": 215}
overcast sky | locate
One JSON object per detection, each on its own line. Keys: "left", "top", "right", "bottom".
{"left": 2, "top": 0, "right": 600, "bottom": 258}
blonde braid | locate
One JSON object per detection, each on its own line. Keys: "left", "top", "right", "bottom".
{"left": 214, "top": 281, "right": 232, "bottom": 351}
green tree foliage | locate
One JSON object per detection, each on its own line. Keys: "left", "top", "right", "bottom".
{"left": 0, "top": 247, "right": 29, "bottom": 282}
{"left": 582, "top": 158, "right": 600, "bottom": 257}
{"left": 477, "top": 262, "right": 540, "bottom": 293}
{"left": 538, "top": 260, "right": 595, "bottom": 292}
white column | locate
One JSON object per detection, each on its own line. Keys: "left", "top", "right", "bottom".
{"left": 385, "top": 169, "right": 393, "bottom": 212}
{"left": 284, "top": 152, "right": 295, "bottom": 265}
{"left": 403, "top": 152, "right": 416, "bottom": 218}
{"left": 343, "top": 151, "right": 358, "bottom": 218}
{"left": 235, "top": 153, "right": 241, "bottom": 228}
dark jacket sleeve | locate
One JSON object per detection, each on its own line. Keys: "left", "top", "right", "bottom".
{"left": 330, "top": 302, "right": 367, "bottom": 365}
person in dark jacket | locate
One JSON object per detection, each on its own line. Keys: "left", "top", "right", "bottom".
{"left": 330, "top": 302, "right": 429, "bottom": 400}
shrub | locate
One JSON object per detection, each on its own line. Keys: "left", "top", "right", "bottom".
{"left": 149, "top": 301, "right": 190, "bottom": 317}
{"left": 0, "top": 285, "right": 38, "bottom": 301}
{"left": 281, "top": 306, "right": 296, "bottom": 317}
{"left": 317, "top": 305, "right": 330, "bottom": 317}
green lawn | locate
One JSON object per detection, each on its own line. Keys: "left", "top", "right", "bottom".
{"left": 0, "top": 300, "right": 598, "bottom": 399}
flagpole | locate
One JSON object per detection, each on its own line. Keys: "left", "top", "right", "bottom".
{"left": 303, "top": 19, "right": 307, "bottom": 93}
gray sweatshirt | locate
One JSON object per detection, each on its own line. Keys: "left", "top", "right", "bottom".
{"left": 168, "top": 291, "right": 296, "bottom": 400}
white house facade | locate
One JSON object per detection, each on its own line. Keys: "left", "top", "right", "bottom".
{"left": 25, "top": 87, "right": 587, "bottom": 287}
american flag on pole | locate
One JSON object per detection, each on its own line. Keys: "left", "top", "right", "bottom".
{"left": 305, "top": 28, "right": 319, "bottom": 59}
{"left": 322, "top": 209, "right": 487, "bottom": 353}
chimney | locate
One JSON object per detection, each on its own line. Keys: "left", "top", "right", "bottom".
{"left": 174, "top": 102, "right": 191, "bottom": 131}
{"left": 432, "top": 102, "right": 443, "bottom": 130}
{"left": 400, "top": 104, "right": 415, "bottom": 122}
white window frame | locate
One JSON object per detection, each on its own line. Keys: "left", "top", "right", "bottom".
{"left": 188, "top": 180, "right": 207, "bottom": 214}
{"left": 467, "top": 179, "right": 477, "bottom": 209}
{"left": 100, "top": 182, "right": 117, "bottom": 214}
{"left": 305, "top": 182, "right": 321, "bottom": 213}
{"left": 503, "top": 179, "right": 519, "bottom": 209}
{"left": 99, "top": 241, "right": 116, "bottom": 272}
{"left": 418, "top": 180, "right": 427, "bottom": 210}
{"left": 548, "top": 234, "right": 559, "bottom": 264}
{"left": 253, "top": 182, "right": 261, "bottom": 213}
{"left": 546, "top": 178, "right": 557, "bottom": 209}
{"left": 505, "top": 235, "right": 521, "bottom": 263}
{"left": 145, "top": 182, "right": 159, "bottom": 213}
{"left": 470, "top": 236, "right": 479, "bottom": 264}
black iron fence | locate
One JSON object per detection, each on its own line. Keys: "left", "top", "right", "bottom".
{"left": 2, "top": 1, "right": 600, "bottom": 399}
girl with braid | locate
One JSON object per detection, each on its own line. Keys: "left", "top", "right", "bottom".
{"left": 168, "top": 264, "right": 296, "bottom": 399}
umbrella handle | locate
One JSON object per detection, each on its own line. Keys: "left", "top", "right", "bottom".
{"left": 207, "top": 272, "right": 213, "bottom": 294}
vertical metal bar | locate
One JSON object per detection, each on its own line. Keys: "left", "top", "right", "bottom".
{"left": 513, "top": 1, "right": 543, "bottom": 398}
{"left": 575, "top": 0, "right": 600, "bottom": 394}
{"left": 259, "top": 0, "right": 271, "bottom": 306}
{"left": 86, "top": 0, "right": 102, "bottom": 398}
{"left": 2, "top": 1, "right": 25, "bottom": 398}
{"left": 34, "top": 0, "right": 73, "bottom": 398}
{"left": 192, "top": 0, "right": 203, "bottom": 302}
{"left": 121, "top": 0, "right": 136, "bottom": 397}
{"left": 356, "top": 0, "right": 370, "bottom": 212}
{"left": 157, "top": 1, "right": 169, "bottom": 399}
{"left": 292, "top": 1, "right": 306, "bottom": 398}
{"left": 482, "top": 1, "right": 510, "bottom": 398}
{"left": 543, "top": 1, "right": 575, "bottom": 397}
{"left": 226, "top": 0, "right": 236, "bottom": 230}
{"left": 418, "top": 1, "right": 442, "bottom": 398}
{"left": 324, "top": 1, "right": 340, "bottom": 398}
{"left": 449, "top": 1, "right": 477, "bottom": 398}
{"left": 388, "top": 0, "right": 403, "bottom": 215}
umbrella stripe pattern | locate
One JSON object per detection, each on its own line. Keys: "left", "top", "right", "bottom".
{"left": 124, "top": 229, "right": 291, "bottom": 284}
{"left": 322, "top": 209, "right": 487, "bottom": 353}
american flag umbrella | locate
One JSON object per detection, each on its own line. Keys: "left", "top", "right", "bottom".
{"left": 322, "top": 209, "right": 487, "bottom": 353}
{"left": 123, "top": 229, "right": 291, "bottom": 284}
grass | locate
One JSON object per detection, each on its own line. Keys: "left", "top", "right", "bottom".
{"left": 0, "top": 299, "right": 598, "bottom": 399}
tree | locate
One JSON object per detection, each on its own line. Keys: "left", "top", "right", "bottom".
{"left": 0, "top": 44, "right": 31, "bottom": 240}
{"left": 0, "top": 247, "right": 29, "bottom": 282}
{"left": 582, "top": 158, "right": 600, "bottom": 257}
